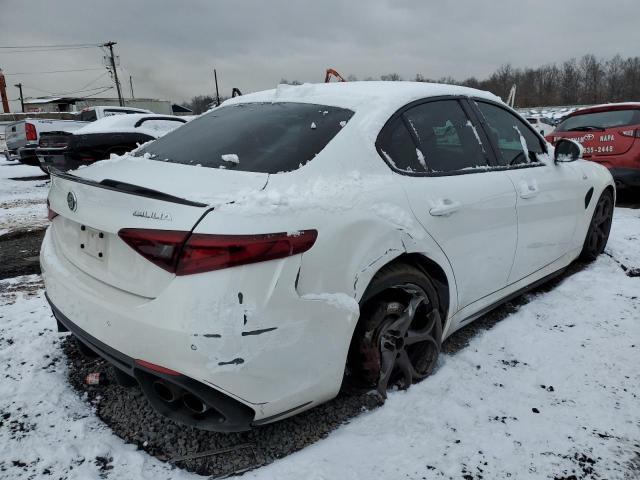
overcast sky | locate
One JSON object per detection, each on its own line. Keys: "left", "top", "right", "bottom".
{"left": 1, "top": 0, "right": 638, "bottom": 110}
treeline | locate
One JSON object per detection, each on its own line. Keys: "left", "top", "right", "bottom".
{"left": 183, "top": 54, "right": 640, "bottom": 112}
{"left": 412, "top": 54, "right": 640, "bottom": 108}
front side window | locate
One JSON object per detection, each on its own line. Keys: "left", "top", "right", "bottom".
{"left": 136, "top": 102, "right": 353, "bottom": 173}
{"left": 476, "top": 102, "right": 545, "bottom": 167}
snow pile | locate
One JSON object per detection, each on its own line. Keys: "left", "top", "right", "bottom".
{"left": 0, "top": 155, "right": 48, "bottom": 235}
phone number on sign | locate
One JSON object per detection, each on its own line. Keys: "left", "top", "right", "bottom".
{"left": 583, "top": 145, "right": 614, "bottom": 154}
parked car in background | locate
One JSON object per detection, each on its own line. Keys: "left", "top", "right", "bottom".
{"left": 4, "top": 119, "right": 87, "bottom": 166}
{"left": 547, "top": 102, "right": 640, "bottom": 189}
{"left": 42, "top": 82, "right": 614, "bottom": 432}
{"left": 525, "top": 116, "right": 554, "bottom": 137}
{"left": 37, "top": 114, "right": 187, "bottom": 172}
{"left": 3, "top": 106, "right": 154, "bottom": 166}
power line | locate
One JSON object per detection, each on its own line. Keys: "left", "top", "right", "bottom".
{"left": 0, "top": 43, "right": 101, "bottom": 49}
{"left": 0, "top": 46, "right": 99, "bottom": 54}
{"left": 80, "top": 86, "right": 114, "bottom": 98}
{"left": 3, "top": 67, "right": 106, "bottom": 76}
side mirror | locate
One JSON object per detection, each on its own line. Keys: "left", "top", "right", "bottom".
{"left": 554, "top": 138, "right": 582, "bottom": 163}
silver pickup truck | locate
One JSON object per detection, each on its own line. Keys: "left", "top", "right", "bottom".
{"left": 4, "top": 119, "right": 87, "bottom": 166}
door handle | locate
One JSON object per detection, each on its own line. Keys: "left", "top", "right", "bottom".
{"left": 519, "top": 180, "right": 539, "bottom": 199}
{"left": 429, "top": 198, "right": 461, "bottom": 216}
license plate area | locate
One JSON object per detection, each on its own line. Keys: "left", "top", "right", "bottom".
{"left": 80, "top": 225, "right": 106, "bottom": 260}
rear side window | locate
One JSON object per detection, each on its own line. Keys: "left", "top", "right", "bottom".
{"left": 136, "top": 102, "right": 353, "bottom": 173}
{"left": 79, "top": 110, "right": 97, "bottom": 122}
{"left": 556, "top": 109, "right": 640, "bottom": 132}
{"left": 476, "top": 102, "right": 545, "bottom": 166}
{"left": 379, "top": 99, "right": 489, "bottom": 174}
{"left": 379, "top": 120, "right": 423, "bottom": 172}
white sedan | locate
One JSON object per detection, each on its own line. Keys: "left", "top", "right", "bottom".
{"left": 41, "top": 82, "right": 614, "bottom": 432}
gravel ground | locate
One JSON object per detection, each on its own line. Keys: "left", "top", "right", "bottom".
{"left": 60, "top": 260, "right": 591, "bottom": 478}
{"left": 0, "top": 229, "right": 45, "bottom": 280}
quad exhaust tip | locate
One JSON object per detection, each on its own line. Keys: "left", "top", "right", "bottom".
{"left": 182, "top": 392, "right": 209, "bottom": 414}
{"left": 152, "top": 380, "right": 180, "bottom": 403}
{"left": 152, "top": 379, "right": 210, "bottom": 415}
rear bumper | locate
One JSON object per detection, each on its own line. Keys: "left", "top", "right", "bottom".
{"left": 18, "top": 147, "right": 40, "bottom": 166}
{"left": 40, "top": 226, "right": 357, "bottom": 427}
{"left": 37, "top": 149, "right": 84, "bottom": 171}
{"left": 47, "top": 294, "right": 256, "bottom": 431}
{"left": 609, "top": 167, "right": 640, "bottom": 188}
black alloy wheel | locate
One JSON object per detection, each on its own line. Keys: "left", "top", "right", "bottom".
{"left": 580, "top": 190, "right": 614, "bottom": 262}
{"left": 347, "top": 264, "right": 442, "bottom": 398}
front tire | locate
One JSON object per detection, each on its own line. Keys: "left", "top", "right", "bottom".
{"left": 346, "top": 263, "right": 442, "bottom": 398}
{"left": 580, "top": 190, "right": 614, "bottom": 262}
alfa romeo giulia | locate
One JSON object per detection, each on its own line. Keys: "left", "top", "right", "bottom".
{"left": 41, "top": 82, "right": 614, "bottom": 431}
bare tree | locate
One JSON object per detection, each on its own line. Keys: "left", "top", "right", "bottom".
{"left": 380, "top": 73, "right": 402, "bottom": 81}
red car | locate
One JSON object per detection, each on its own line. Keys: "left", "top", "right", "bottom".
{"left": 546, "top": 103, "right": 640, "bottom": 189}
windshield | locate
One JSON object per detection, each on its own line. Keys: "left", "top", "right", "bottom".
{"left": 136, "top": 102, "right": 354, "bottom": 173}
{"left": 556, "top": 108, "right": 640, "bottom": 131}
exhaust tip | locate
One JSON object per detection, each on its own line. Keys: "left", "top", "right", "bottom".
{"left": 182, "top": 393, "right": 209, "bottom": 414}
{"left": 153, "top": 380, "right": 178, "bottom": 403}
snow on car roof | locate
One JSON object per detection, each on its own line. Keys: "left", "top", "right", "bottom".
{"left": 224, "top": 81, "right": 500, "bottom": 111}
{"left": 220, "top": 81, "right": 502, "bottom": 142}
{"left": 74, "top": 114, "right": 186, "bottom": 137}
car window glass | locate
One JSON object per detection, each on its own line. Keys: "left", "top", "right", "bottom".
{"left": 402, "top": 100, "right": 489, "bottom": 173}
{"left": 476, "top": 102, "right": 545, "bottom": 166}
{"left": 379, "top": 120, "right": 425, "bottom": 172}
{"left": 79, "top": 110, "right": 97, "bottom": 122}
{"left": 137, "top": 102, "right": 353, "bottom": 173}
{"left": 556, "top": 109, "right": 640, "bottom": 131}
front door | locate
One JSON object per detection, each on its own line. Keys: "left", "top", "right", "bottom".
{"left": 473, "top": 100, "right": 584, "bottom": 283}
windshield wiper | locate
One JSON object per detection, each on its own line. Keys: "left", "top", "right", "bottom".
{"left": 566, "top": 125, "right": 605, "bottom": 132}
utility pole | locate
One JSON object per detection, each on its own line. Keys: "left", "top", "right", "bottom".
{"left": 214, "top": 68, "right": 220, "bottom": 106}
{"left": 0, "top": 69, "right": 9, "bottom": 113}
{"left": 14, "top": 83, "right": 24, "bottom": 112}
{"left": 129, "top": 75, "right": 135, "bottom": 99}
{"left": 103, "top": 41, "right": 124, "bottom": 107}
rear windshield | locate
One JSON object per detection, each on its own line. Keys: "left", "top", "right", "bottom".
{"left": 136, "top": 102, "right": 354, "bottom": 173}
{"left": 556, "top": 108, "right": 640, "bottom": 131}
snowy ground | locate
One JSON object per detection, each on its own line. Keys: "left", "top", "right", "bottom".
{"left": 0, "top": 153, "right": 48, "bottom": 236}
{"left": 0, "top": 208, "right": 638, "bottom": 479}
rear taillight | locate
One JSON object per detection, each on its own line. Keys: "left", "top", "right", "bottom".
{"left": 118, "top": 229, "right": 318, "bottom": 275}
{"left": 46, "top": 199, "right": 58, "bottom": 221}
{"left": 25, "top": 123, "right": 37, "bottom": 142}
{"left": 118, "top": 229, "right": 189, "bottom": 272}
{"left": 620, "top": 128, "right": 640, "bottom": 138}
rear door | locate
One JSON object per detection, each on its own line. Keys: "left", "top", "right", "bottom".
{"left": 472, "top": 100, "right": 584, "bottom": 283}
{"left": 378, "top": 97, "right": 518, "bottom": 310}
